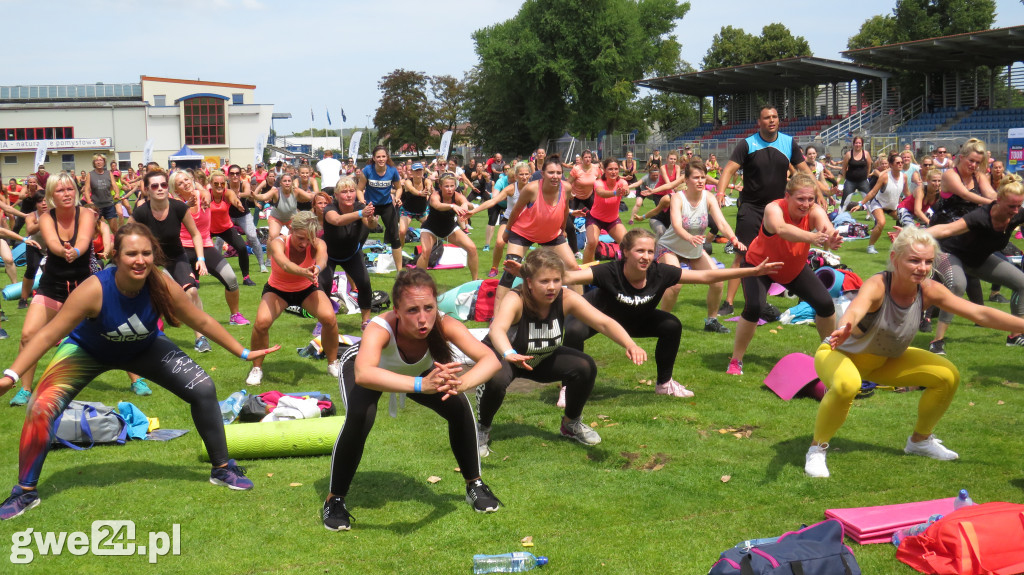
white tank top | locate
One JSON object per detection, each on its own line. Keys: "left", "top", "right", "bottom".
{"left": 502, "top": 181, "right": 522, "bottom": 220}
{"left": 877, "top": 171, "right": 904, "bottom": 211}
{"left": 367, "top": 315, "right": 435, "bottom": 376}
{"left": 657, "top": 190, "right": 710, "bottom": 260}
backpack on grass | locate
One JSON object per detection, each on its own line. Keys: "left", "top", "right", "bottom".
{"left": 709, "top": 519, "right": 861, "bottom": 575}
{"left": 51, "top": 401, "right": 128, "bottom": 450}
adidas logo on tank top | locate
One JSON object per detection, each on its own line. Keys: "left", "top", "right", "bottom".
{"left": 102, "top": 314, "right": 151, "bottom": 342}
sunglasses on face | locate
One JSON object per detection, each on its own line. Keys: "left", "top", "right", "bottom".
{"left": 149, "top": 182, "right": 168, "bottom": 190}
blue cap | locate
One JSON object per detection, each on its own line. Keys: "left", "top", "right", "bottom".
{"left": 411, "top": 162, "right": 424, "bottom": 170}
{"left": 537, "top": 557, "right": 548, "bottom": 566}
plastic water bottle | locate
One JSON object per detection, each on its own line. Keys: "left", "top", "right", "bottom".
{"left": 954, "top": 489, "right": 975, "bottom": 510}
{"left": 472, "top": 552, "right": 548, "bottom": 573}
{"left": 219, "top": 390, "right": 248, "bottom": 425}
{"left": 892, "top": 514, "right": 943, "bottom": 547}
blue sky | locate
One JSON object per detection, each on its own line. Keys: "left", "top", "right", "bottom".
{"left": 3, "top": 0, "right": 1023, "bottom": 135}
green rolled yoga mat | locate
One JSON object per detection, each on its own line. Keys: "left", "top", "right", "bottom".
{"left": 199, "top": 416, "right": 345, "bottom": 461}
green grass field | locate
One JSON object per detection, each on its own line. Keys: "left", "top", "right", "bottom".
{"left": 0, "top": 209, "right": 1022, "bottom": 574}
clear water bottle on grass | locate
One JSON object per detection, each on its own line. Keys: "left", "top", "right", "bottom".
{"left": 954, "top": 489, "right": 975, "bottom": 510}
{"left": 892, "top": 514, "right": 943, "bottom": 547}
{"left": 473, "top": 552, "right": 548, "bottom": 573}
{"left": 219, "top": 390, "right": 248, "bottom": 425}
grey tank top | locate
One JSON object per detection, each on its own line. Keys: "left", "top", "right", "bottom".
{"left": 89, "top": 170, "right": 115, "bottom": 207}
{"left": 269, "top": 189, "right": 298, "bottom": 222}
{"left": 837, "top": 272, "right": 922, "bottom": 357}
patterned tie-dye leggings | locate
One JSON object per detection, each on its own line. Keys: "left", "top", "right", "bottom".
{"left": 18, "top": 336, "right": 228, "bottom": 487}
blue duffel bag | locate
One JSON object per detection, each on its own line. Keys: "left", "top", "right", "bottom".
{"left": 708, "top": 519, "right": 861, "bottom": 575}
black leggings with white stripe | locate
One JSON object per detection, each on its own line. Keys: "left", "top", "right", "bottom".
{"left": 328, "top": 347, "right": 481, "bottom": 498}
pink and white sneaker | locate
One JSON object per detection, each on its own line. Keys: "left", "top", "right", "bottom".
{"left": 229, "top": 312, "right": 251, "bottom": 326}
{"left": 655, "top": 379, "right": 695, "bottom": 398}
{"left": 726, "top": 358, "right": 743, "bottom": 375}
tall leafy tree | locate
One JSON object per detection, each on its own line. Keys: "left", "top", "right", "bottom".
{"left": 702, "top": 23, "right": 810, "bottom": 70}
{"left": 428, "top": 74, "right": 469, "bottom": 148}
{"left": 373, "top": 69, "right": 431, "bottom": 156}
{"left": 848, "top": 0, "right": 996, "bottom": 49}
{"left": 469, "top": 0, "right": 691, "bottom": 154}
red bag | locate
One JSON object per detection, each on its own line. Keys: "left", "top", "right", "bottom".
{"left": 896, "top": 502, "right": 1024, "bottom": 575}
{"left": 595, "top": 241, "right": 621, "bottom": 261}
{"left": 472, "top": 279, "right": 500, "bottom": 322}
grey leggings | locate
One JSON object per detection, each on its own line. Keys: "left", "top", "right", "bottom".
{"left": 938, "top": 252, "right": 1024, "bottom": 324}
{"left": 231, "top": 214, "right": 266, "bottom": 268}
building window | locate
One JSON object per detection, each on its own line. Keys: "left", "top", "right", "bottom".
{"left": 0, "top": 126, "right": 73, "bottom": 141}
{"left": 61, "top": 153, "right": 75, "bottom": 172}
{"left": 117, "top": 152, "right": 131, "bottom": 170}
{"left": 183, "top": 97, "right": 225, "bottom": 146}
{"left": 232, "top": 93, "right": 244, "bottom": 105}
{"left": 154, "top": 95, "right": 166, "bottom": 106}
{"left": 3, "top": 156, "right": 16, "bottom": 164}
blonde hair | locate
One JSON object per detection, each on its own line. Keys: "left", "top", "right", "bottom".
{"left": 335, "top": 176, "right": 356, "bottom": 191}
{"left": 44, "top": 172, "right": 80, "bottom": 209}
{"left": 997, "top": 173, "right": 1024, "bottom": 200}
{"left": 290, "top": 210, "right": 321, "bottom": 237}
{"left": 888, "top": 225, "right": 940, "bottom": 272}
{"left": 786, "top": 173, "right": 817, "bottom": 194}
{"left": 959, "top": 138, "right": 986, "bottom": 159}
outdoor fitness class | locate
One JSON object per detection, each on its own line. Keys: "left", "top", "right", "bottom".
{"left": 1, "top": 9, "right": 1024, "bottom": 574}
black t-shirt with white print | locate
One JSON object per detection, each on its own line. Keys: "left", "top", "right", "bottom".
{"left": 585, "top": 260, "right": 682, "bottom": 322}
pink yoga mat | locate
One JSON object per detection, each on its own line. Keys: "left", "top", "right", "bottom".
{"left": 763, "top": 353, "right": 823, "bottom": 400}
{"left": 825, "top": 498, "right": 956, "bottom": 544}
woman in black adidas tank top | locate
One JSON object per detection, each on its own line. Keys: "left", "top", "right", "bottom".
{"left": 840, "top": 136, "right": 871, "bottom": 209}
{"left": 12, "top": 173, "right": 97, "bottom": 405}
{"left": 476, "top": 249, "right": 646, "bottom": 456}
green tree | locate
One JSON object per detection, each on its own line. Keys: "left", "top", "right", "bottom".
{"left": 373, "top": 69, "right": 431, "bottom": 156}
{"left": 469, "top": 0, "right": 691, "bottom": 154}
{"left": 848, "top": 0, "right": 996, "bottom": 49}
{"left": 847, "top": 14, "right": 897, "bottom": 50}
{"left": 428, "top": 74, "right": 469, "bottom": 148}
{"left": 702, "top": 23, "right": 810, "bottom": 70}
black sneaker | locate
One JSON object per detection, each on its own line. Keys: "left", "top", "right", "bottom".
{"left": 989, "top": 293, "right": 1011, "bottom": 304}
{"left": 1007, "top": 334, "right": 1024, "bottom": 347}
{"left": 210, "top": 459, "right": 253, "bottom": 490}
{"left": 242, "top": 276, "right": 257, "bottom": 287}
{"left": 760, "top": 303, "right": 781, "bottom": 322}
{"left": 323, "top": 496, "right": 353, "bottom": 531}
{"left": 17, "top": 299, "right": 28, "bottom": 310}
{"left": 703, "top": 318, "right": 730, "bottom": 333}
{"left": 724, "top": 243, "right": 735, "bottom": 254}
{"left": 0, "top": 310, "right": 7, "bottom": 322}
{"left": 718, "top": 301, "right": 734, "bottom": 316}
{"left": 929, "top": 339, "right": 946, "bottom": 355}
{"left": 919, "top": 317, "right": 933, "bottom": 333}
{"left": 466, "top": 479, "right": 501, "bottom": 513}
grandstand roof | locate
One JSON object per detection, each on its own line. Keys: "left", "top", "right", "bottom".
{"left": 636, "top": 57, "right": 891, "bottom": 97}
{"left": 842, "top": 26, "right": 1024, "bottom": 73}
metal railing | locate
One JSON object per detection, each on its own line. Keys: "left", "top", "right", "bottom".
{"left": 819, "top": 100, "right": 881, "bottom": 147}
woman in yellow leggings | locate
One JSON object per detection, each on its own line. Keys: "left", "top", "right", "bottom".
{"left": 805, "top": 226, "right": 1024, "bottom": 477}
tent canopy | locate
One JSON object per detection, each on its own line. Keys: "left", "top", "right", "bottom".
{"left": 169, "top": 145, "right": 202, "bottom": 160}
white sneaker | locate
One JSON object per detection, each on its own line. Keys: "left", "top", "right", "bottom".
{"left": 904, "top": 435, "right": 959, "bottom": 460}
{"left": 866, "top": 245, "right": 879, "bottom": 254}
{"left": 327, "top": 359, "right": 342, "bottom": 378}
{"left": 805, "top": 444, "right": 830, "bottom": 478}
{"left": 260, "top": 265, "right": 268, "bottom": 274}
{"left": 477, "top": 423, "right": 491, "bottom": 458}
{"left": 245, "top": 367, "right": 263, "bottom": 386}
{"left": 560, "top": 417, "right": 602, "bottom": 446}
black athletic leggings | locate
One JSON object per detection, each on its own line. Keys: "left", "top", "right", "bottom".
{"left": 212, "top": 227, "right": 249, "bottom": 277}
{"left": 478, "top": 345, "right": 596, "bottom": 427}
{"left": 19, "top": 336, "right": 228, "bottom": 487}
{"left": 317, "top": 253, "right": 372, "bottom": 311}
{"left": 740, "top": 261, "right": 834, "bottom": 323}
{"left": 188, "top": 245, "right": 239, "bottom": 292}
{"left": 564, "top": 309, "right": 680, "bottom": 385}
{"left": 328, "top": 347, "right": 481, "bottom": 498}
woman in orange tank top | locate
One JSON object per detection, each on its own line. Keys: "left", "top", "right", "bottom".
{"left": 209, "top": 171, "right": 254, "bottom": 286}
{"left": 245, "top": 211, "right": 340, "bottom": 386}
{"left": 497, "top": 154, "right": 582, "bottom": 306}
{"left": 726, "top": 174, "right": 843, "bottom": 377}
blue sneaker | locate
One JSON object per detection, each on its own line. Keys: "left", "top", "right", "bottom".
{"left": 131, "top": 378, "right": 152, "bottom": 396}
{"left": 0, "top": 327, "right": 8, "bottom": 340}
{"left": 210, "top": 459, "right": 253, "bottom": 490}
{"left": 0, "top": 486, "right": 40, "bottom": 520}
{"left": 9, "top": 388, "right": 31, "bottom": 407}
{"left": 195, "top": 336, "right": 212, "bottom": 353}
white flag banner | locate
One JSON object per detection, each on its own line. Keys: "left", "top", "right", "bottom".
{"left": 142, "top": 139, "right": 155, "bottom": 165}
{"left": 348, "top": 131, "right": 363, "bottom": 161}
{"left": 33, "top": 141, "right": 49, "bottom": 170}
{"left": 438, "top": 130, "right": 453, "bottom": 161}
{"left": 254, "top": 136, "right": 266, "bottom": 166}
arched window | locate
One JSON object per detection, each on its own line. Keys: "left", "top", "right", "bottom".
{"left": 182, "top": 96, "right": 225, "bottom": 145}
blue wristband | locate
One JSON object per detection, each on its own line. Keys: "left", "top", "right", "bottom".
{"left": 241, "top": 348, "right": 250, "bottom": 360}
{"left": 503, "top": 348, "right": 517, "bottom": 358}
{"left": 357, "top": 209, "right": 363, "bottom": 218}
{"left": 72, "top": 247, "right": 81, "bottom": 257}
{"left": 414, "top": 376, "right": 423, "bottom": 393}
{"left": 197, "top": 257, "right": 206, "bottom": 262}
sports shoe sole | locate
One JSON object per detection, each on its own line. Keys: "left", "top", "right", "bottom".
{"left": 323, "top": 522, "right": 351, "bottom": 532}
{"left": 1, "top": 497, "right": 40, "bottom": 519}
